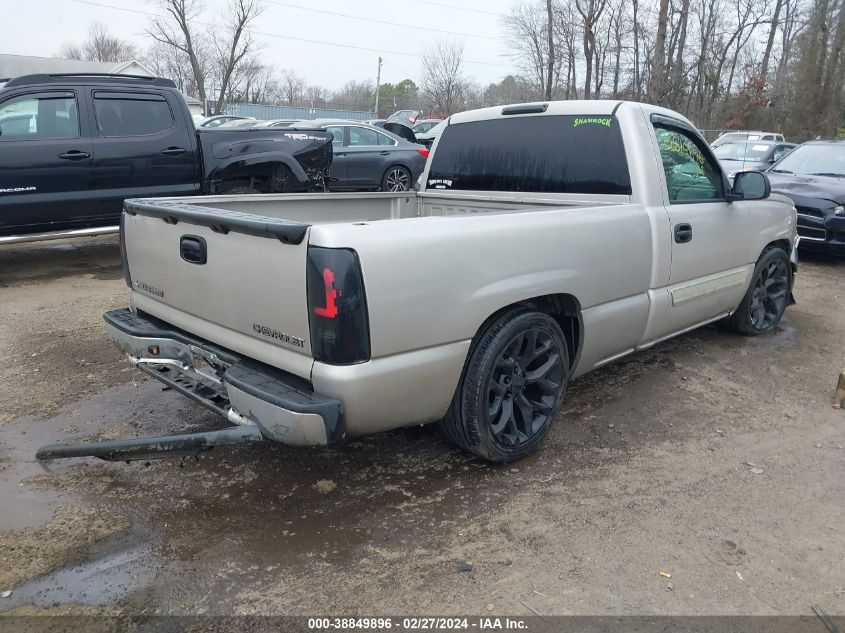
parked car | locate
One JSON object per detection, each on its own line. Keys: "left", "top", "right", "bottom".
{"left": 711, "top": 130, "right": 785, "bottom": 148}
{"left": 415, "top": 119, "right": 446, "bottom": 148}
{"left": 412, "top": 118, "right": 443, "bottom": 134}
{"left": 252, "top": 119, "right": 297, "bottom": 128}
{"left": 39, "top": 100, "right": 798, "bottom": 464}
{"left": 766, "top": 140, "right": 845, "bottom": 254}
{"left": 199, "top": 115, "right": 253, "bottom": 128}
{"left": 713, "top": 141, "right": 796, "bottom": 178}
{"left": 386, "top": 109, "right": 420, "bottom": 126}
{"left": 288, "top": 119, "right": 428, "bottom": 191}
{"left": 0, "top": 74, "right": 332, "bottom": 243}
{"left": 364, "top": 119, "right": 387, "bottom": 126}
{"left": 219, "top": 118, "right": 265, "bottom": 128}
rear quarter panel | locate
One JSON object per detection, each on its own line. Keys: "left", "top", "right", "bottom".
{"left": 309, "top": 203, "right": 654, "bottom": 371}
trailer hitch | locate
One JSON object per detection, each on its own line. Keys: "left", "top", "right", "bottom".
{"left": 36, "top": 425, "right": 264, "bottom": 462}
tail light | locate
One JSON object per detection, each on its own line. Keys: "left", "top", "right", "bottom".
{"left": 307, "top": 247, "right": 370, "bottom": 364}
{"left": 416, "top": 148, "right": 430, "bottom": 158}
{"left": 119, "top": 212, "right": 132, "bottom": 288}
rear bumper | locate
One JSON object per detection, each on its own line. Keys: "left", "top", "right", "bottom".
{"left": 104, "top": 309, "right": 343, "bottom": 446}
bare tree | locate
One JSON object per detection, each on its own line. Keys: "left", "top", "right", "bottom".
{"left": 574, "top": 0, "right": 609, "bottom": 98}
{"left": 148, "top": 0, "right": 262, "bottom": 114}
{"left": 545, "top": 0, "right": 556, "bottom": 99}
{"left": 279, "top": 69, "right": 306, "bottom": 105}
{"left": 760, "top": 0, "right": 784, "bottom": 86}
{"left": 647, "top": 0, "right": 670, "bottom": 103}
{"left": 504, "top": 2, "right": 556, "bottom": 98}
{"left": 58, "top": 22, "right": 138, "bottom": 62}
{"left": 148, "top": 0, "right": 210, "bottom": 105}
{"left": 145, "top": 41, "right": 195, "bottom": 94}
{"left": 305, "top": 85, "right": 327, "bottom": 105}
{"left": 421, "top": 41, "right": 467, "bottom": 115}
{"left": 209, "top": 0, "right": 263, "bottom": 114}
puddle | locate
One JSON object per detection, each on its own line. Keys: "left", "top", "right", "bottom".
{"left": 0, "top": 382, "right": 203, "bottom": 531}
{"left": 0, "top": 538, "right": 157, "bottom": 611}
{"left": 0, "top": 417, "right": 91, "bottom": 530}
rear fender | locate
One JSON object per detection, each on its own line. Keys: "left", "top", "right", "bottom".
{"left": 206, "top": 152, "right": 309, "bottom": 192}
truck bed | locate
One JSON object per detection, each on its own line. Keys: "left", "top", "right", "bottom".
{"left": 138, "top": 190, "right": 625, "bottom": 225}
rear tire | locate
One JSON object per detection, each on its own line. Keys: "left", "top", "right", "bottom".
{"left": 723, "top": 247, "right": 792, "bottom": 336}
{"left": 441, "top": 308, "right": 569, "bottom": 462}
{"left": 381, "top": 165, "right": 411, "bottom": 192}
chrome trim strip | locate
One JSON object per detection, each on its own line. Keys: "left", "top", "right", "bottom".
{"left": 670, "top": 268, "right": 747, "bottom": 307}
{"left": 0, "top": 225, "right": 118, "bottom": 245}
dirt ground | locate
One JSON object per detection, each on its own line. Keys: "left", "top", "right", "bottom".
{"left": 0, "top": 236, "right": 843, "bottom": 619}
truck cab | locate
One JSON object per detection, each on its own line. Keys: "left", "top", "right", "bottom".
{"left": 0, "top": 74, "right": 200, "bottom": 240}
{"left": 0, "top": 74, "right": 332, "bottom": 244}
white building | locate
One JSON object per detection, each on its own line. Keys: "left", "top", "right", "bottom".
{"left": 0, "top": 54, "right": 154, "bottom": 82}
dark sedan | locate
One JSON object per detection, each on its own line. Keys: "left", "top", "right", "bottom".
{"left": 766, "top": 140, "right": 845, "bottom": 254}
{"left": 714, "top": 140, "right": 796, "bottom": 178}
{"left": 289, "top": 119, "right": 429, "bottom": 191}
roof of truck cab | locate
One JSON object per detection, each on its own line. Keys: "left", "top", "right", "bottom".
{"left": 447, "top": 100, "right": 695, "bottom": 128}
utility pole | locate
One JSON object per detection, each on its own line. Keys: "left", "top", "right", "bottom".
{"left": 374, "top": 56, "right": 383, "bottom": 117}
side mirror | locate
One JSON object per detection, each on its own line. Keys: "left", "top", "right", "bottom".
{"left": 729, "top": 171, "right": 770, "bottom": 201}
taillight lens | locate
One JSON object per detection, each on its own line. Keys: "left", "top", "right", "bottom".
{"left": 307, "top": 247, "right": 370, "bottom": 364}
{"left": 119, "top": 212, "right": 132, "bottom": 288}
{"left": 416, "top": 148, "right": 430, "bottom": 158}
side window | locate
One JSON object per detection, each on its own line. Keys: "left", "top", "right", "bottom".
{"left": 94, "top": 94, "right": 174, "bottom": 137}
{"left": 772, "top": 145, "right": 791, "bottom": 161}
{"left": 376, "top": 131, "right": 395, "bottom": 146}
{"left": 348, "top": 126, "right": 380, "bottom": 146}
{"left": 0, "top": 92, "right": 79, "bottom": 141}
{"left": 325, "top": 126, "right": 344, "bottom": 147}
{"left": 654, "top": 124, "right": 724, "bottom": 202}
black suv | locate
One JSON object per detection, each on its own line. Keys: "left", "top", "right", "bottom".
{"left": 0, "top": 74, "right": 332, "bottom": 242}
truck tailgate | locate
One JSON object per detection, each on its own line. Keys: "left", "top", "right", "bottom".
{"left": 122, "top": 200, "right": 313, "bottom": 379}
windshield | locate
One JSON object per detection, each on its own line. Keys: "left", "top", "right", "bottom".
{"left": 772, "top": 144, "right": 845, "bottom": 176}
{"left": 714, "top": 143, "right": 770, "bottom": 162}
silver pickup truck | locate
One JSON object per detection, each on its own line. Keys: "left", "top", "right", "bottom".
{"left": 41, "top": 100, "right": 799, "bottom": 464}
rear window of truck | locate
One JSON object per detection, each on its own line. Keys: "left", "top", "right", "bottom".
{"left": 426, "top": 115, "right": 631, "bottom": 195}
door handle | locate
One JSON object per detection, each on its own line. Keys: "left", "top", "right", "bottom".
{"left": 674, "top": 223, "right": 693, "bottom": 243}
{"left": 379, "top": 151, "right": 390, "bottom": 155}
{"left": 161, "top": 147, "right": 187, "bottom": 156}
{"left": 180, "top": 235, "right": 207, "bottom": 265}
{"left": 58, "top": 150, "right": 90, "bottom": 160}
{"left": 334, "top": 152, "right": 346, "bottom": 157}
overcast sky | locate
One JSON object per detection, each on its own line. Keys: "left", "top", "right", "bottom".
{"left": 5, "top": 0, "right": 517, "bottom": 90}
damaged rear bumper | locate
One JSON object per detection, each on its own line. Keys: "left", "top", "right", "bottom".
{"left": 103, "top": 308, "right": 343, "bottom": 447}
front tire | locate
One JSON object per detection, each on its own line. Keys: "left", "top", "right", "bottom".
{"left": 724, "top": 247, "right": 792, "bottom": 335}
{"left": 441, "top": 309, "right": 569, "bottom": 462}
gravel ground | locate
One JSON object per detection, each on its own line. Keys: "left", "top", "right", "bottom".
{"left": 0, "top": 237, "right": 843, "bottom": 619}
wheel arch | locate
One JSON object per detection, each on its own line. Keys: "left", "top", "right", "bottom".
{"left": 470, "top": 293, "right": 583, "bottom": 376}
{"left": 207, "top": 154, "right": 308, "bottom": 193}
{"left": 762, "top": 238, "right": 795, "bottom": 272}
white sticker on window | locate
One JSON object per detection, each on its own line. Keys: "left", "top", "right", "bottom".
{"left": 752, "top": 144, "right": 768, "bottom": 151}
